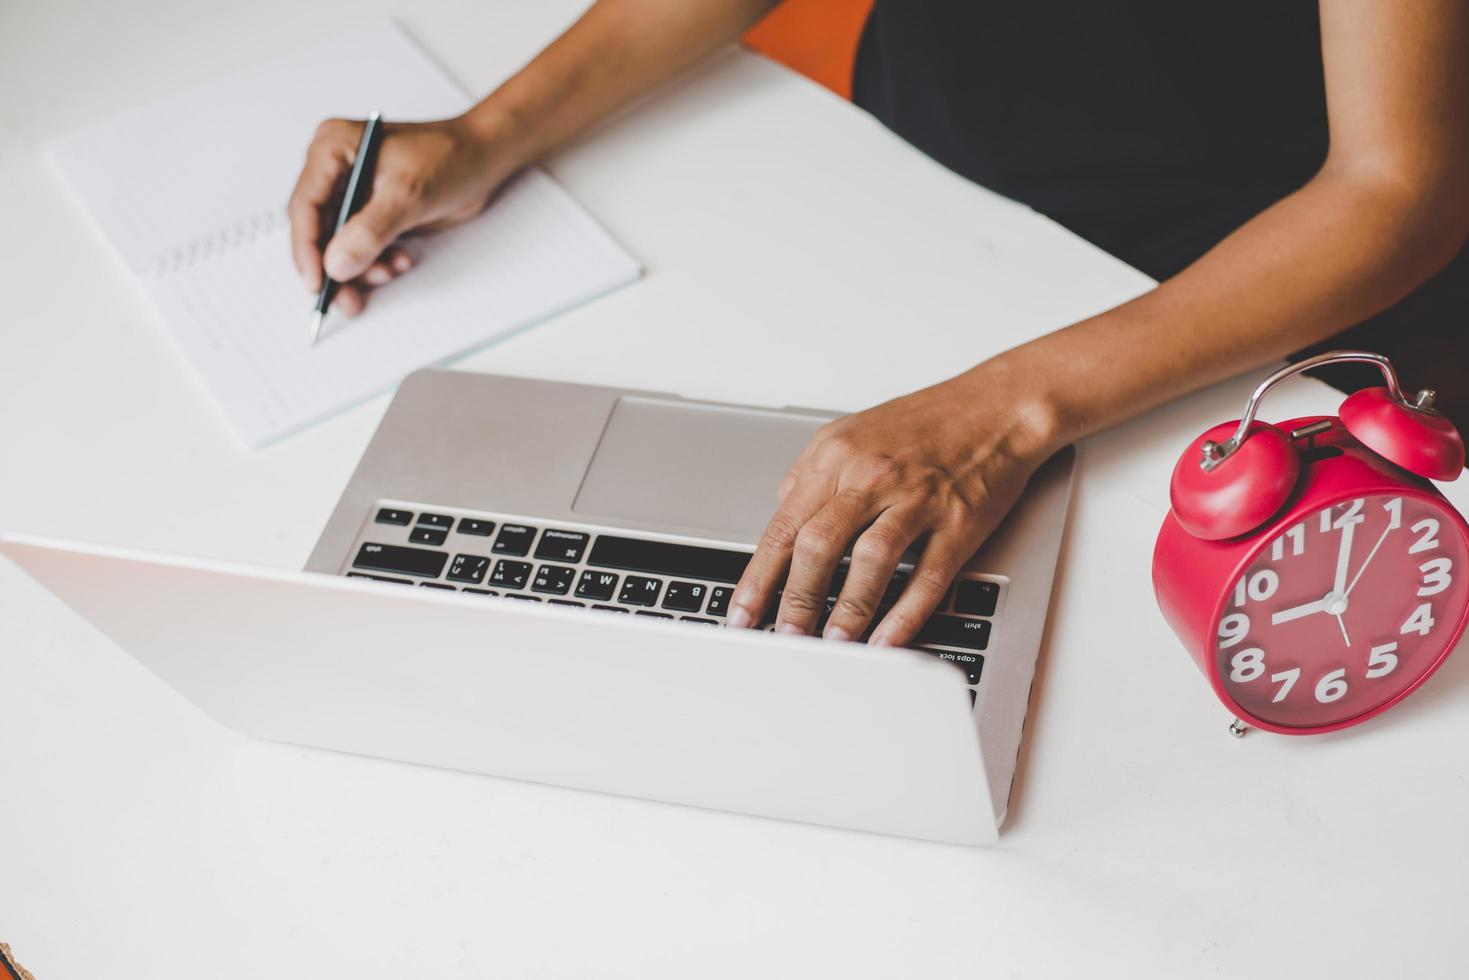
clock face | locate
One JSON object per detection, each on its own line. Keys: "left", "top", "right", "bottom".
{"left": 1213, "top": 493, "right": 1469, "bottom": 729}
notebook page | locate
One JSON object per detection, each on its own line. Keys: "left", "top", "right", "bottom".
{"left": 50, "top": 20, "right": 470, "bottom": 275}
{"left": 147, "top": 168, "right": 642, "bottom": 448}
{"left": 51, "top": 18, "right": 643, "bottom": 447}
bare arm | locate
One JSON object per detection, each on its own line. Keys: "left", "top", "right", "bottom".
{"left": 734, "top": 0, "right": 1469, "bottom": 644}
{"left": 287, "top": 0, "right": 778, "bottom": 311}
{"left": 470, "top": 0, "right": 781, "bottom": 164}
{"left": 1011, "top": 0, "right": 1469, "bottom": 440}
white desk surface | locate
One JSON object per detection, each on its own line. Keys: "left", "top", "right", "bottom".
{"left": 3, "top": 2, "right": 1468, "bottom": 977}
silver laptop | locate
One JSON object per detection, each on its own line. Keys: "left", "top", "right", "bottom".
{"left": 2, "top": 369, "right": 1074, "bottom": 845}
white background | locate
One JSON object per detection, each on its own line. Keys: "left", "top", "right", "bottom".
{"left": 3, "top": 1, "right": 1468, "bottom": 976}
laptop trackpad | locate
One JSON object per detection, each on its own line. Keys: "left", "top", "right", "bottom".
{"left": 572, "top": 397, "right": 827, "bottom": 540}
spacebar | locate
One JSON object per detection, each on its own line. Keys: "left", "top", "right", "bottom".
{"left": 587, "top": 535, "right": 752, "bottom": 584}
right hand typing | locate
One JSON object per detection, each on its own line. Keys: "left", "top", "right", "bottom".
{"left": 288, "top": 114, "right": 522, "bottom": 315}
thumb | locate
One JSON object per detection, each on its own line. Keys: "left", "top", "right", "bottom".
{"left": 322, "top": 190, "right": 417, "bottom": 282}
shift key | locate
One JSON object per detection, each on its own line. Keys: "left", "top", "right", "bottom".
{"left": 353, "top": 542, "right": 448, "bottom": 579}
{"left": 915, "top": 615, "right": 991, "bottom": 650}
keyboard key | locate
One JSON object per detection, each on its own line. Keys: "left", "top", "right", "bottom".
{"left": 408, "top": 526, "right": 449, "bottom": 547}
{"left": 534, "top": 529, "right": 590, "bottom": 563}
{"left": 706, "top": 586, "right": 734, "bottom": 617}
{"left": 419, "top": 582, "right": 457, "bottom": 591}
{"left": 592, "top": 604, "right": 630, "bottom": 613}
{"left": 759, "top": 591, "right": 783, "bottom": 627}
{"left": 575, "top": 569, "right": 620, "bottom": 601}
{"left": 458, "top": 518, "right": 495, "bottom": 537}
{"left": 532, "top": 564, "right": 577, "bottom": 595}
{"left": 375, "top": 508, "right": 412, "bottom": 526}
{"left": 826, "top": 563, "right": 849, "bottom": 600}
{"left": 636, "top": 611, "right": 674, "bottom": 619}
{"left": 463, "top": 588, "right": 497, "bottom": 596}
{"left": 915, "top": 615, "right": 991, "bottom": 650}
{"left": 505, "top": 594, "right": 542, "bottom": 602}
{"left": 447, "top": 554, "right": 490, "bottom": 584}
{"left": 618, "top": 575, "right": 663, "bottom": 607}
{"left": 859, "top": 606, "right": 896, "bottom": 643}
{"left": 493, "top": 524, "right": 538, "bottom": 556}
{"left": 347, "top": 572, "right": 412, "bottom": 585}
{"left": 682, "top": 616, "right": 719, "bottom": 625}
{"left": 662, "top": 581, "right": 708, "bottom": 613}
{"left": 931, "top": 649, "right": 985, "bottom": 685}
{"left": 588, "top": 536, "right": 751, "bottom": 584}
{"left": 489, "top": 560, "right": 532, "bottom": 590}
{"left": 353, "top": 543, "right": 448, "bottom": 579}
{"left": 416, "top": 513, "right": 453, "bottom": 530}
{"left": 954, "top": 579, "right": 1000, "bottom": 617}
{"left": 882, "top": 570, "right": 911, "bottom": 605}
{"left": 817, "top": 596, "right": 839, "bottom": 630}
{"left": 549, "top": 599, "right": 586, "bottom": 608}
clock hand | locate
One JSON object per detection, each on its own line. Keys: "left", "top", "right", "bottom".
{"left": 1272, "top": 598, "right": 1330, "bottom": 625}
{"left": 1333, "top": 517, "right": 1357, "bottom": 597}
{"left": 1333, "top": 612, "right": 1351, "bottom": 647}
{"left": 1345, "top": 523, "right": 1393, "bottom": 597}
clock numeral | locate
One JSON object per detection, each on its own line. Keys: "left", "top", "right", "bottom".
{"left": 1218, "top": 613, "right": 1251, "bottom": 650}
{"left": 1314, "top": 668, "right": 1349, "bottom": 704}
{"left": 1383, "top": 497, "right": 1403, "bottom": 530}
{"left": 1233, "top": 569, "right": 1280, "bottom": 608}
{"left": 1418, "top": 557, "right": 1453, "bottom": 597}
{"left": 1269, "top": 667, "right": 1300, "bottom": 702}
{"left": 1272, "top": 523, "right": 1307, "bottom": 561}
{"left": 1409, "top": 518, "right": 1441, "bottom": 556}
{"left": 1327, "top": 498, "right": 1365, "bottom": 530}
{"left": 1230, "top": 647, "right": 1265, "bottom": 683}
{"left": 1401, "top": 602, "right": 1435, "bottom": 637}
{"left": 1239, "top": 660, "right": 1367, "bottom": 703}
{"left": 1366, "top": 642, "right": 1399, "bottom": 679}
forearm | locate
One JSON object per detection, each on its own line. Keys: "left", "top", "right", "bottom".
{"left": 982, "top": 168, "right": 1469, "bottom": 456}
{"left": 465, "top": 0, "right": 780, "bottom": 163}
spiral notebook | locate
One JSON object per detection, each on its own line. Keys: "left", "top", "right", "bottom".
{"left": 49, "top": 20, "right": 642, "bottom": 448}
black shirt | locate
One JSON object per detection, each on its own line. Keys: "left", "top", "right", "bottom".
{"left": 854, "top": 0, "right": 1328, "bottom": 280}
{"left": 851, "top": 0, "right": 1467, "bottom": 426}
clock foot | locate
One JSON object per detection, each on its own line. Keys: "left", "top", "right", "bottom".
{"left": 1228, "top": 718, "right": 1248, "bottom": 738}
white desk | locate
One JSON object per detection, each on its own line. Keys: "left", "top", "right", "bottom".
{"left": 3, "top": 3, "right": 1468, "bottom": 977}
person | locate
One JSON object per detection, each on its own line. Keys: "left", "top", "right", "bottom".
{"left": 288, "top": 0, "right": 1469, "bottom": 647}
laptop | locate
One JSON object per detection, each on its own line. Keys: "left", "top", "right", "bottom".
{"left": 1, "top": 369, "right": 1074, "bottom": 845}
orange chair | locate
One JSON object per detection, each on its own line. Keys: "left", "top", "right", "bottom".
{"left": 743, "top": 0, "right": 873, "bottom": 100}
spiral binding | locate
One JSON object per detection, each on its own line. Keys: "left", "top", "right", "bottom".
{"left": 146, "top": 207, "right": 288, "bottom": 278}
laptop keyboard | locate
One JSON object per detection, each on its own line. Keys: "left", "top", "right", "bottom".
{"left": 342, "top": 503, "right": 1003, "bottom": 695}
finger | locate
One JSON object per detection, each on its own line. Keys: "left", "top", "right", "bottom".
{"left": 332, "top": 283, "right": 365, "bottom": 317}
{"left": 288, "top": 192, "right": 327, "bottom": 293}
{"left": 386, "top": 245, "right": 414, "bottom": 274}
{"left": 777, "top": 471, "right": 798, "bottom": 504}
{"left": 360, "top": 247, "right": 416, "bottom": 287}
{"left": 729, "top": 476, "right": 834, "bottom": 630}
{"left": 869, "top": 526, "right": 981, "bottom": 648}
{"left": 322, "top": 185, "right": 418, "bottom": 284}
{"left": 362, "top": 260, "right": 395, "bottom": 287}
{"left": 822, "top": 506, "right": 925, "bottom": 643}
{"left": 774, "top": 488, "right": 881, "bottom": 636}
{"left": 288, "top": 122, "right": 356, "bottom": 293}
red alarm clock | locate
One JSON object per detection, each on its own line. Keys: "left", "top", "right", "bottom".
{"left": 1154, "top": 351, "right": 1469, "bottom": 736}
